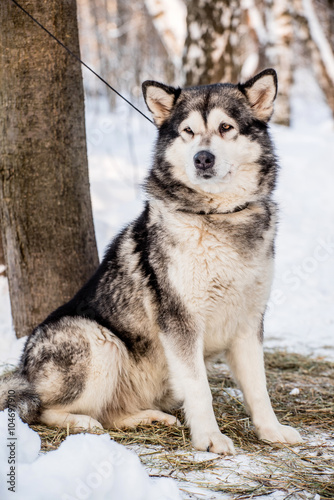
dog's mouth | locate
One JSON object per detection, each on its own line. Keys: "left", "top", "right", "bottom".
{"left": 199, "top": 170, "right": 215, "bottom": 180}
{"left": 196, "top": 167, "right": 232, "bottom": 183}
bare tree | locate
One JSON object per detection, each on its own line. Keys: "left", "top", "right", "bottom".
{"left": 116, "top": 0, "right": 175, "bottom": 93}
{"left": 293, "top": 0, "right": 334, "bottom": 115}
{"left": 263, "top": 0, "right": 294, "bottom": 125}
{"left": 77, "top": 0, "right": 175, "bottom": 107}
{"left": 183, "top": 0, "right": 245, "bottom": 86}
{"left": 0, "top": 0, "right": 99, "bottom": 338}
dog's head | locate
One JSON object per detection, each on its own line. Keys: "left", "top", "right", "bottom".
{"left": 143, "top": 69, "right": 278, "bottom": 211}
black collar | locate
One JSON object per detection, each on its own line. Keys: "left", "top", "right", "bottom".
{"left": 177, "top": 202, "right": 250, "bottom": 216}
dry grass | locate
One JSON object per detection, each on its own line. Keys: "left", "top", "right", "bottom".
{"left": 30, "top": 351, "right": 334, "bottom": 499}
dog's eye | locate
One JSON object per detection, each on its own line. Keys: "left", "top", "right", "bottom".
{"left": 183, "top": 127, "right": 194, "bottom": 135}
{"left": 219, "top": 123, "right": 233, "bottom": 134}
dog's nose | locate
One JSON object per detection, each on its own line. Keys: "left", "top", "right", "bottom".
{"left": 193, "top": 150, "right": 215, "bottom": 170}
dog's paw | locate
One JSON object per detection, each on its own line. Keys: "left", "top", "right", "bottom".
{"left": 192, "top": 431, "right": 235, "bottom": 455}
{"left": 257, "top": 424, "right": 302, "bottom": 445}
{"left": 72, "top": 415, "right": 104, "bottom": 432}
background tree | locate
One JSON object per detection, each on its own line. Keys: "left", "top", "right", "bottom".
{"left": 0, "top": 0, "right": 99, "bottom": 338}
{"left": 77, "top": 0, "right": 175, "bottom": 106}
{"left": 293, "top": 0, "right": 334, "bottom": 115}
{"left": 182, "top": 0, "right": 334, "bottom": 125}
{"left": 182, "top": 0, "right": 244, "bottom": 86}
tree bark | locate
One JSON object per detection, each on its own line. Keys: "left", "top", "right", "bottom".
{"left": 299, "top": 0, "right": 334, "bottom": 115}
{"left": 183, "top": 0, "right": 244, "bottom": 86}
{"left": 0, "top": 231, "right": 5, "bottom": 275}
{"left": 264, "top": 0, "right": 294, "bottom": 125}
{"left": 0, "top": 0, "right": 99, "bottom": 338}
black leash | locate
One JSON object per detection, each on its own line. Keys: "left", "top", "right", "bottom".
{"left": 9, "top": 0, "right": 154, "bottom": 125}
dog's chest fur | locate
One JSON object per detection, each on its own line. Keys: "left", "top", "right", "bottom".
{"left": 154, "top": 202, "right": 276, "bottom": 355}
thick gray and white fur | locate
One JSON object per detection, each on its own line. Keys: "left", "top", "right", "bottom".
{"left": 0, "top": 69, "right": 302, "bottom": 454}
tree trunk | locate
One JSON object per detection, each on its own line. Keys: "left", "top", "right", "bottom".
{"left": 0, "top": 0, "right": 99, "bottom": 338}
{"left": 296, "top": 0, "right": 334, "bottom": 116}
{"left": 264, "top": 0, "right": 294, "bottom": 125}
{"left": 0, "top": 231, "right": 5, "bottom": 276}
{"left": 183, "top": 0, "right": 244, "bottom": 86}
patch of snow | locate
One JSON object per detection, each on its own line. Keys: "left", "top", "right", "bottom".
{"left": 0, "top": 278, "right": 25, "bottom": 375}
{"left": 289, "top": 388, "right": 300, "bottom": 396}
{"left": 223, "top": 388, "right": 244, "bottom": 402}
{"left": 0, "top": 411, "right": 181, "bottom": 500}
{"left": 0, "top": 410, "right": 41, "bottom": 465}
{"left": 136, "top": 437, "right": 334, "bottom": 500}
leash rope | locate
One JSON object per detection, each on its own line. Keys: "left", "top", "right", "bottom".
{"left": 9, "top": 0, "right": 154, "bottom": 125}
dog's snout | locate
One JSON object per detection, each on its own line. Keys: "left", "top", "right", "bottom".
{"left": 194, "top": 151, "right": 215, "bottom": 170}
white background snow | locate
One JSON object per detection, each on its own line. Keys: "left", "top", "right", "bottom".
{"left": 0, "top": 65, "right": 333, "bottom": 499}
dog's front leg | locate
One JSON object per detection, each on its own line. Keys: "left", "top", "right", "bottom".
{"left": 160, "top": 333, "right": 235, "bottom": 455}
{"left": 226, "top": 323, "right": 302, "bottom": 445}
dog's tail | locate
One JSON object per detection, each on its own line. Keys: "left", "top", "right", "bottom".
{"left": 0, "top": 371, "right": 41, "bottom": 424}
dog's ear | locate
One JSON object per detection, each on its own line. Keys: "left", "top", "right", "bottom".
{"left": 142, "top": 81, "right": 181, "bottom": 126}
{"left": 239, "top": 69, "right": 277, "bottom": 122}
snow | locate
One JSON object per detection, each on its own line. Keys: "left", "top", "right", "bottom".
{"left": 136, "top": 433, "right": 334, "bottom": 500}
{"left": 222, "top": 387, "right": 244, "bottom": 402}
{"left": 0, "top": 68, "right": 333, "bottom": 499}
{"left": 0, "top": 277, "right": 25, "bottom": 372}
{"left": 0, "top": 410, "right": 180, "bottom": 500}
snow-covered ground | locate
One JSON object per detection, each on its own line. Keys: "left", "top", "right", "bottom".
{"left": 0, "top": 69, "right": 333, "bottom": 499}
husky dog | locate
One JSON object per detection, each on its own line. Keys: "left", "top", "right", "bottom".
{"left": 0, "top": 69, "right": 302, "bottom": 454}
